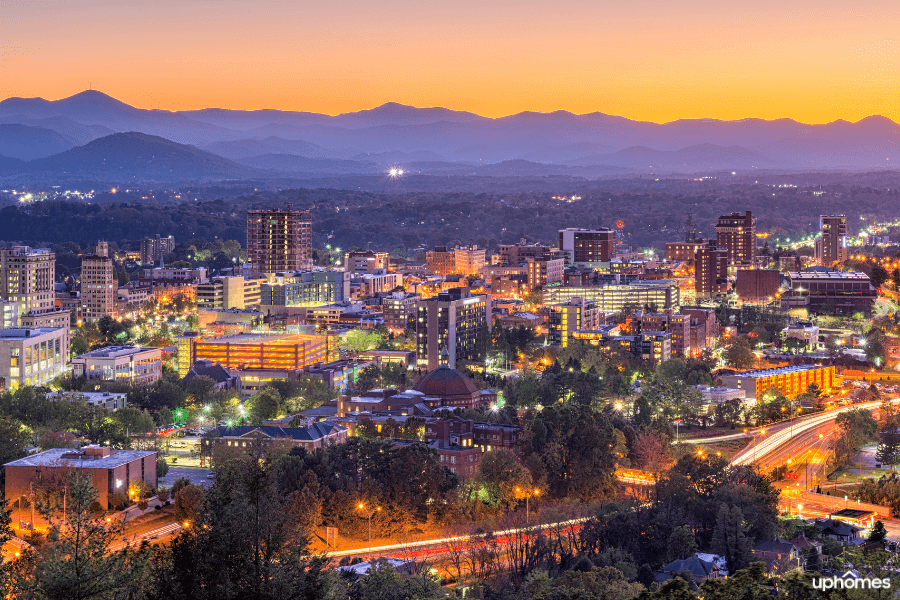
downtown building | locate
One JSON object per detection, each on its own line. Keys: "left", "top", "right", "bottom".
{"left": 416, "top": 288, "right": 491, "bottom": 370}
{"left": 0, "top": 327, "right": 69, "bottom": 391}
{"left": 718, "top": 365, "right": 835, "bottom": 401}
{"left": 197, "top": 276, "right": 262, "bottom": 310}
{"left": 80, "top": 242, "right": 117, "bottom": 322}
{"left": 548, "top": 297, "right": 607, "bottom": 347}
{"left": 559, "top": 228, "right": 617, "bottom": 266}
{"left": 246, "top": 208, "right": 313, "bottom": 276}
{"left": 715, "top": 211, "right": 756, "bottom": 265}
{"left": 0, "top": 246, "right": 61, "bottom": 326}
{"left": 815, "top": 215, "right": 848, "bottom": 267}
{"left": 544, "top": 281, "right": 680, "bottom": 312}
{"left": 260, "top": 271, "right": 352, "bottom": 311}
{"left": 694, "top": 243, "right": 729, "bottom": 298}
{"left": 139, "top": 234, "right": 175, "bottom": 266}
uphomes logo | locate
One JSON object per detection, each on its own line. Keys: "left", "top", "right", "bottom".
{"left": 812, "top": 576, "right": 891, "bottom": 591}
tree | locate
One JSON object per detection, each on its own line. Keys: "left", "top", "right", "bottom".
{"left": 245, "top": 388, "right": 281, "bottom": 424}
{"left": 174, "top": 482, "right": 203, "bottom": 523}
{"left": 0, "top": 416, "right": 29, "bottom": 466}
{"left": 632, "top": 430, "right": 674, "bottom": 478}
{"left": 475, "top": 447, "right": 533, "bottom": 508}
{"left": 869, "top": 520, "right": 888, "bottom": 544}
{"left": 341, "top": 329, "right": 383, "bottom": 354}
{"left": 711, "top": 504, "right": 752, "bottom": 573}
{"left": 667, "top": 525, "right": 697, "bottom": 561}
{"left": 24, "top": 471, "right": 147, "bottom": 600}
{"left": 875, "top": 430, "right": 900, "bottom": 471}
{"left": 725, "top": 338, "right": 755, "bottom": 369}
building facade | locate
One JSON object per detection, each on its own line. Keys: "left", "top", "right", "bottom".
{"left": 246, "top": 208, "right": 313, "bottom": 275}
{"left": 81, "top": 242, "right": 116, "bottom": 322}
{"left": 189, "top": 332, "right": 329, "bottom": 371}
{"left": 197, "top": 276, "right": 261, "bottom": 310}
{"left": 559, "top": 228, "right": 617, "bottom": 264}
{"left": 382, "top": 292, "right": 420, "bottom": 332}
{"left": 815, "top": 215, "right": 848, "bottom": 267}
{"left": 719, "top": 365, "right": 835, "bottom": 400}
{"left": 0, "top": 327, "right": 69, "bottom": 391}
{"left": 544, "top": 282, "right": 680, "bottom": 312}
{"left": 781, "top": 270, "right": 876, "bottom": 316}
{"left": 139, "top": 235, "right": 175, "bottom": 266}
{"left": 715, "top": 211, "right": 756, "bottom": 265}
{"left": 694, "top": 244, "right": 729, "bottom": 297}
{"left": 416, "top": 288, "right": 491, "bottom": 370}
{"left": 735, "top": 269, "right": 782, "bottom": 303}
{"left": 0, "top": 246, "right": 56, "bottom": 321}
{"left": 71, "top": 346, "right": 163, "bottom": 384}
{"left": 260, "top": 271, "right": 351, "bottom": 308}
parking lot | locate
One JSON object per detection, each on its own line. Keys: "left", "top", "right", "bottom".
{"left": 158, "top": 465, "right": 214, "bottom": 488}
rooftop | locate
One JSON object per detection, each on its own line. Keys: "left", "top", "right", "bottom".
{"left": 787, "top": 270, "right": 870, "bottom": 280}
{"left": 201, "top": 332, "right": 321, "bottom": 345}
{"left": 724, "top": 365, "right": 831, "bottom": 379}
{"left": 4, "top": 447, "right": 156, "bottom": 469}
{"left": 0, "top": 327, "right": 61, "bottom": 339}
{"left": 73, "top": 345, "right": 161, "bottom": 359}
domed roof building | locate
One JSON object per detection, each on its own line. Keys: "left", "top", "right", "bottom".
{"left": 412, "top": 364, "right": 492, "bottom": 409}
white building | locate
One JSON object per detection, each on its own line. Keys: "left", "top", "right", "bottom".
{"left": 693, "top": 385, "right": 749, "bottom": 413}
{"left": 0, "top": 327, "right": 69, "bottom": 391}
{"left": 47, "top": 390, "right": 128, "bottom": 410}
{"left": 71, "top": 346, "right": 163, "bottom": 384}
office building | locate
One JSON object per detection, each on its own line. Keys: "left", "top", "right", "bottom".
{"left": 197, "top": 276, "right": 261, "bottom": 310}
{"left": 454, "top": 246, "right": 486, "bottom": 276}
{"left": 416, "top": 288, "right": 491, "bottom": 370}
{"left": 526, "top": 256, "right": 565, "bottom": 290}
{"left": 343, "top": 250, "right": 389, "bottom": 274}
{"left": 71, "top": 346, "right": 163, "bottom": 384}
{"left": 694, "top": 243, "right": 729, "bottom": 297}
{"left": 139, "top": 235, "right": 175, "bottom": 265}
{"left": 627, "top": 311, "right": 691, "bottom": 356}
{"left": 81, "top": 242, "right": 117, "bottom": 322}
{"left": 200, "top": 423, "right": 348, "bottom": 466}
{"left": 426, "top": 246, "right": 455, "bottom": 276}
{"left": 559, "top": 228, "right": 617, "bottom": 264}
{"left": 735, "top": 269, "right": 782, "bottom": 303}
{"left": 5, "top": 447, "right": 158, "bottom": 515}
{"left": 498, "top": 241, "right": 552, "bottom": 266}
{"left": 47, "top": 390, "right": 129, "bottom": 411}
{"left": 781, "top": 270, "right": 877, "bottom": 316}
{"left": 544, "top": 282, "right": 680, "bottom": 312}
{"left": 715, "top": 211, "right": 756, "bottom": 265}
{"left": 0, "top": 327, "right": 69, "bottom": 391}
{"left": 356, "top": 270, "right": 403, "bottom": 296}
{"left": 665, "top": 241, "right": 707, "bottom": 262}
{"left": 548, "top": 298, "right": 607, "bottom": 347}
{"left": 1, "top": 300, "right": 19, "bottom": 329}
{"left": 246, "top": 208, "right": 312, "bottom": 275}
{"left": 382, "top": 291, "right": 420, "bottom": 332}
{"left": 260, "top": 271, "right": 352, "bottom": 309}
{"left": 0, "top": 246, "right": 56, "bottom": 320}
{"left": 718, "top": 365, "right": 835, "bottom": 400}
{"left": 571, "top": 329, "right": 671, "bottom": 364}
{"left": 815, "top": 215, "right": 848, "bottom": 267}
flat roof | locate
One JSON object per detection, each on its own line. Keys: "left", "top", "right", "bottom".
{"left": 787, "top": 271, "right": 870, "bottom": 280}
{"left": 4, "top": 447, "right": 155, "bottom": 469}
{"left": 724, "top": 365, "right": 831, "bottom": 379}
{"left": 0, "top": 327, "right": 61, "bottom": 338}
{"left": 201, "top": 332, "right": 321, "bottom": 344}
{"left": 74, "top": 346, "right": 161, "bottom": 359}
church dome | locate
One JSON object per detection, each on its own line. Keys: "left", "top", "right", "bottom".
{"left": 413, "top": 364, "right": 480, "bottom": 398}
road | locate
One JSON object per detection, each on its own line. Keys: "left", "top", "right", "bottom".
{"left": 159, "top": 465, "right": 214, "bottom": 488}
{"left": 111, "top": 522, "right": 183, "bottom": 552}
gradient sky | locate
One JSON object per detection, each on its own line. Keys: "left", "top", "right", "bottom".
{"left": 2, "top": 0, "right": 899, "bottom": 122}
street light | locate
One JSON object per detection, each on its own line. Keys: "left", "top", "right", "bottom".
{"left": 358, "top": 503, "right": 381, "bottom": 554}
{"left": 515, "top": 487, "right": 540, "bottom": 523}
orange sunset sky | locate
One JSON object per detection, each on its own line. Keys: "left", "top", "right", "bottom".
{"left": 2, "top": 0, "right": 898, "bottom": 122}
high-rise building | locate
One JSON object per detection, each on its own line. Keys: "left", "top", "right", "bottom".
{"left": 246, "top": 208, "right": 312, "bottom": 276}
{"left": 81, "top": 242, "right": 117, "bottom": 322}
{"left": 454, "top": 246, "right": 486, "bottom": 276}
{"left": 139, "top": 235, "right": 175, "bottom": 265}
{"left": 416, "top": 288, "right": 491, "bottom": 370}
{"left": 0, "top": 246, "right": 56, "bottom": 321}
{"left": 197, "top": 276, "right": 262, "bottom": 310}
{"left": 558, "top": 228, "right": 617, "bottom": 264}
{"left": 382, "top": 292, "right": 420, "bottom": 332}
{"left": 499, "top": 241, "right": 552, "bottom": 266}
{"left": 694, "top": 243, "right": 729, "bottom": 297}
{"left": 715, "top": 211, "right": 756, "bottom": 265}
{"left": 815, "top": 215, "right": 848, "bottom": 267}
{"left": 425, "top": 246, "right": 455, "bottom": 276}
{"left": 548, "top": 297, "right": 606, "bottom": 347}
{"left": 343, "top": 250, "right": 389, "bottom": 274}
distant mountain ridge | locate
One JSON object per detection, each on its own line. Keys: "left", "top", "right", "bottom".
{"left": 1, "top": 90, "right": 899, "bottom": 177}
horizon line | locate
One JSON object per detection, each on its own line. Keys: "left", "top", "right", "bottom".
{"left": 1, "top": 89, "right": 897, "bottom": 128}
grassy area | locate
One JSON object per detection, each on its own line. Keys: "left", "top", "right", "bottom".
{"left": 684, "top": 439, "right": 750, "bottom": 462}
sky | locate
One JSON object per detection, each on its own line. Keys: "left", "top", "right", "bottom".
{"left": 1, "top": 0, "right": 899, "bottom": 122}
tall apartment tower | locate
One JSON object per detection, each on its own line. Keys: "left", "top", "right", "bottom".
{"left": 246, "top": 208, "right": 312, "bottom": 276}
{"left": 815, "top": 215, "right": 848, "bottom": 267}
{"left": 81, "top": 242, "right": 117, "bottom": 322}
{"left": 416, "top": 288, "right": 491, "bottom": 371}
{"left": 694, "top": 243, "right": 729, "bottom": 297}
{"left": 559, "top": 228, "right": 617, "bottom": 264}
{"left": 715, "top": 211, "right": 756, "bottom": 265}
{"left": 140, "top": 235, "right": 176, "bottom": 265}
{"left": 0, "top": 246, "right": 56, "bottom": 322}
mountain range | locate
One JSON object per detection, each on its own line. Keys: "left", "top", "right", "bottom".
{"left": 1, "top": 90, "right": 899, "bottom": 182}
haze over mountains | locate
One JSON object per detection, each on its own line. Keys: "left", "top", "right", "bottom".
{"left": 1, "top": 90, "right": 899, "bottom": 183}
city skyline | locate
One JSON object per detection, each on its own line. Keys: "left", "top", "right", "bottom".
{"left": 2, "top": 0, "right": 899, "bottom": 122}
